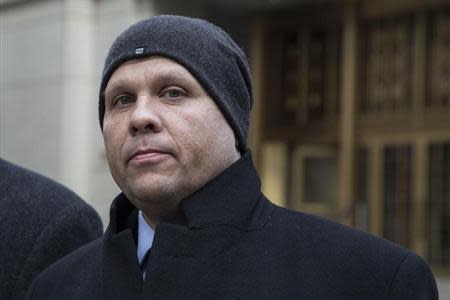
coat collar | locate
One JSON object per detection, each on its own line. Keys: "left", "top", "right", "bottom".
{"left": 181, "top": 151, "right": 263, "bottom": 229}
{"left": 105, "top": 150, "right": 263, "bottom": 236}
{"left": 105, "top": 193, "right": 137, "bottom": 239}
{"left": 102, "top": 151, "right": 270, "bottom": 299}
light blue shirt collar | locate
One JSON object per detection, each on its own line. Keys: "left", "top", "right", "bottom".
{"left": 137, "top": 210, "right": 155, "bottom": 264}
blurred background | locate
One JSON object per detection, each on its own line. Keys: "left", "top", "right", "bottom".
{"left": 1, "top": 0, "right": 449, "bottom": 296}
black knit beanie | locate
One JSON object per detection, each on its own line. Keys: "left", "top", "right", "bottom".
{"left": 99, "top": 15, "right": 252, "bottom": 153}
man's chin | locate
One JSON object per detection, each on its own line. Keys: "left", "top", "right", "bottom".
{"left": 125, "top": 182, "right": 180, "bottom": 206}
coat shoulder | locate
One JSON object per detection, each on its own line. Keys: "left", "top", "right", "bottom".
{"left": 270, "top": 203, "right": 407, "bottom": 258}
{"left": 0, "top": 159, "right": 103, "bottom": 300}
{"left": 0, "top": 158, "right": 86, "bottom": 209}
{"left": 259, "top": 202, "right": 438, "bottom": 299}
{"left": 26, "top": 238, "right": 103, "bottom": 299}
{"left": 41, "top": 237, "right": 102, "bottom": 275}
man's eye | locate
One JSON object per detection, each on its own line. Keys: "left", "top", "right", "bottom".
{"left": 114, "top": 96, "right": 132, "bottom": 106}
{"left": 162, "top": 89, "right": 185, "bottom": 99}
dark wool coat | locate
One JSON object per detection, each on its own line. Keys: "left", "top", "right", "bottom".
{"left": 26, "top": 153, "right": 438, "bottom": 300}
{"left": 0, "top": 158, "right": 103, "bottom": 300}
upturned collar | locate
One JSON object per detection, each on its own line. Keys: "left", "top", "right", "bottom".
{"left": 106, "top": 150, "right": 264, "bottom": 236}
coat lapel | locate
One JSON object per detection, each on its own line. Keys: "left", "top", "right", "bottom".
{"left": 102, "top": 196, "right": 142, "bottom": 300}
{"left": 102, "top": 229, "right": 143, "bottom": 300}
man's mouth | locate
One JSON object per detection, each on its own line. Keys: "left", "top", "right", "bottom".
{"left": 128, "top": 148, "right": 172, "bottom": 165}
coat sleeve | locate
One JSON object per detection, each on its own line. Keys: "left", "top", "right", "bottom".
{"left": 387, "top": 252, "right": 439, "bottom": 300}
{"left": 14, "top": 202, "right": 103, "bottom": 300}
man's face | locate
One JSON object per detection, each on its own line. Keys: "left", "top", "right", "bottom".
{"left": 103, "top": 56, "right": 240, "bottom": 219}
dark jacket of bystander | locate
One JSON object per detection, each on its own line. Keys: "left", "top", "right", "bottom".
{"left": 0, "top": 158, "right": 103, "bottom": 300}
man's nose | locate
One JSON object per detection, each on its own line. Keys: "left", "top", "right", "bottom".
{"left": 129, "top": 95, "right": 163, "bottom": 135}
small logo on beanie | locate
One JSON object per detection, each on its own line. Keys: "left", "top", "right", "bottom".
{"left": 135, "top": 47, "right": 144, "bottom": 54}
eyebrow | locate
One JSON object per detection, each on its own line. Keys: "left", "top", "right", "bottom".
{"left": 152, "top": 71, "right": 196, "bottom": 88}
{"left": 104, "top": 80, "right": 127, "bottom": 97}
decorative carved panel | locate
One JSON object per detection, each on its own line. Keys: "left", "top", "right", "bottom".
{"left": 265, "top": 30, "right": 297, "bottom": 128}
{"left": 265, "top": 26, "right": 340, "bottom": 132}
{"left": 427, "top": 10, "right": 450, "bottom": 108}
{"left": 306, "top": 31, "right": 327, "bottom": 118}
{"left": 280, "top": 30, "right": 301, "bottom": 126}
{"left": 362, "top": 17, "right": 413, "bottom": 113}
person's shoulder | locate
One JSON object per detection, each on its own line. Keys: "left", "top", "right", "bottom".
{"left": 0, "top": 158, "right": 87, "bottom": 209}
{"left": 41, "top": 237, "right": 103, "bottom": 273}
{"left": 386, "top": 250, "right": 438, "bottom": 299}
{"left": 0, "top": 158, "right": 103, "bottom": 299}
{"left": 270, "top": 203, "right": 404, "bottom": 255}
{"left": 266, "top": 203, "right": 438, "bottom": 298}
{"left": 0, "top": 158, "right": 101, "bottom": 225}
{"left": 0, "top": 157, "right": 102, "bottom": 237}
{"left": 27, "top": 237, "right": 103, "bottom": 296}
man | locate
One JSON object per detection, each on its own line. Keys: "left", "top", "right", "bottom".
{"left": 26, "top": 15, "right": 438, "bottom": 299}
{"left": 0, "top": 158, "right": 103, "bottom": 300}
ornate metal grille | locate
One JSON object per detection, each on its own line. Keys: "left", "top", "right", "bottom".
{"left": 265, "top": 26, "right": 340, "bottom": 131}
{"left": 427, "top": 10, "right": 450, "bottom": 108}
{"left": 362, "top": 17, "right": 413, "bottom": 113}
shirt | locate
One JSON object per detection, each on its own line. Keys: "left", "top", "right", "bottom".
{"left": 137, "top": 210, "right": 155, "bottom": 264}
